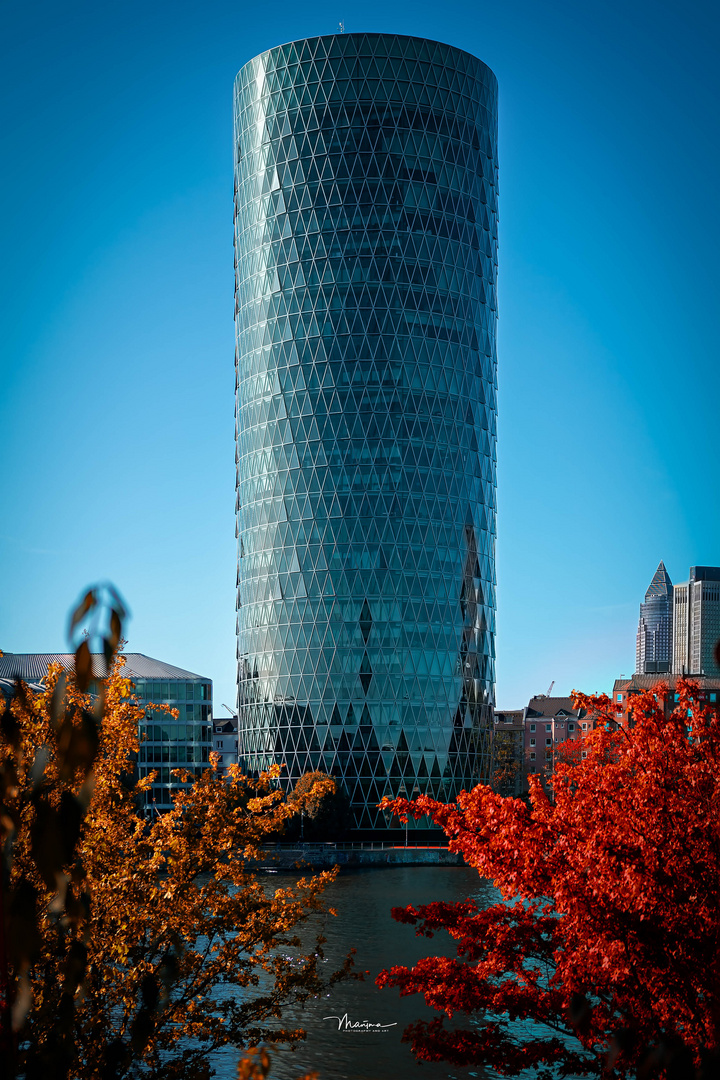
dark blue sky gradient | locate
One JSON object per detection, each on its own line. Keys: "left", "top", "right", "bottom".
{"left": 1, "top": 0, "right": 718, "bottom": 711}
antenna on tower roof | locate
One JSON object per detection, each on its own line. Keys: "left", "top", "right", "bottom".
{"left": 338, "top": 20, "right": 345, "bottom": 33}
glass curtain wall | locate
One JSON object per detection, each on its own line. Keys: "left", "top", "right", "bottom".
{"left": 234, "top": 33, "right": 498, "bottom": 833}
{"left": 134, "top": 679, "right": 213, "bottom": 814}
{"left": 636, "top": 562, "right": 673, "bottom": 675}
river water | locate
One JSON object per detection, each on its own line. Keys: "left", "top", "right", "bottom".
{"left": 224, "top": 864, "right": 497, "bottom": 1080}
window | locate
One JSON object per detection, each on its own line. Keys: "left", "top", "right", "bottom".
{"left": 568, "top": 723, "right": 575, "bottom": 731}
{"left": 546, "top": 724, "right": 552, "bottom": 732}
{"left": 529, "top": 724, "right": 536, "bottom": 732}
{"left": 530, "top": 738, "right": 536, "bottom": 746}
{"left": 530, "top": 752, "right": 536, "bottom": 760}
{"left": 545, "top": 738, "right": 552, "bottom": 746}
{"left": 617, "top": 694, "right": 623, "bottom": 702}
{"left": 582, "top": 751, "right": 588, "bottom": 759}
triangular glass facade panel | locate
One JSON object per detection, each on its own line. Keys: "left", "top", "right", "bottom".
{"left": 234, "top": 33, "right": 498, "bottom": 833}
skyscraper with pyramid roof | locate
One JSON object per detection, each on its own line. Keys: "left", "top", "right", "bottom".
{"left": 636, "top": 561, "right": 673, "bottom": 675}
{"left": 233, "top": 33, "right": 498, "bottom": 834}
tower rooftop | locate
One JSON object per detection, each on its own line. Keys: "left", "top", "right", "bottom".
{"left": 645, "top": 561, "right": 673, "bottom": 600}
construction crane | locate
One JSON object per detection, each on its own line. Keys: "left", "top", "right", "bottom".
{"left": 546, "top": 681, "right": 555, "bottom": 697}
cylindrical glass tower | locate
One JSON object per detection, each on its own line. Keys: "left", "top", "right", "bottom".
{"left": 234, "top": 33, "right": 497, "bottom": 834}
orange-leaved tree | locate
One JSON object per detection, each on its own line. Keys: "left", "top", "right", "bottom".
{"left": 0, "top": 587, "right": 349, "bottom": 1080}
{"left": 378, "top": 680, "right": 720, "bottom": 1079}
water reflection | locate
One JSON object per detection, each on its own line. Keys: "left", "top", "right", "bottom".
{"left": 247, "top": 865, "right": 496, "bottom": 1080}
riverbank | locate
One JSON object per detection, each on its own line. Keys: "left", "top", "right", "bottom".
{"left": 253, "top": 843, "right": 465, "bottom": 869}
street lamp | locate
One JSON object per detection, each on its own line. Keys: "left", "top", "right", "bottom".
{"left": 411, "top": 785, "right": 420, "bottom": 847}
{"left": 398, "top": 784, "right": 407, "bottom": 847}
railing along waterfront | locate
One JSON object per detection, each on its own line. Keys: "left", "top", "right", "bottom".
{"left": 269, "top": 841, "right": 451, "bottom": 851}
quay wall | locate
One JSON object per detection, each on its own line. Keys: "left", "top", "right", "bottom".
{"left": 252, "top": 845, "right": 465, "bottom": 870}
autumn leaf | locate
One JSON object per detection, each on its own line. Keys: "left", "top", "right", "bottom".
{"left": 1, "top": 596, "right": 352, "bottom": 1080}
{"left": 378, "top": 680, "right": 720, "bottom": 1078}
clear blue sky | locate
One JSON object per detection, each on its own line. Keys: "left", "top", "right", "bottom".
{"left": 1, "top": 0, "right": 718, "bottom": 714}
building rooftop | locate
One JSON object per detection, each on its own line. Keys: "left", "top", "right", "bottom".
{"left": 494, "top": 709, "right": 524, "bottom": 724}
{"left": 213, "top": 719, "right": 237, "bottom": 734}
{"left": 645, "top": 560, "right": 673, "bottom": 600}
{"left": 613, "top": 673, "right": 720, "bottom": 692}
{"left": 0, "top": 653, "right": 210, "bottom": 683}
{"left": 526, "top": 696, "right": 584, "bottom": 719}
{"left": 688, "top": 566, "right": 720, "bottom": 583}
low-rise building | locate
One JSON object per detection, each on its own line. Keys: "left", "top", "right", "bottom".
{"left": 213, "top": 715, "right": 239, "bottom": 775}
{"left": 492, "top": 710, "right": 525, "bottom": 796}
{"left": 0, "top": 653, "right": 213, "bottom": 815}
{"left": 612, "top": 673, "right": 720, "bottom": 727}
{"left": 523, "top": 696, "right": 584, "bottom": 791}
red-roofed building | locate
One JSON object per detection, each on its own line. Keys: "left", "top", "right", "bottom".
{"left": 612, "top": 673, "right": 720, "bottom": 728}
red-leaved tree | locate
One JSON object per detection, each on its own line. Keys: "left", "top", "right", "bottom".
{"left": 378, "top": 680, "right": 720, "bottom": 1078}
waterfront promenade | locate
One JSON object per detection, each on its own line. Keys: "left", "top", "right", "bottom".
{"left": 253, "top": 842, "right": 465, "bottom": 870}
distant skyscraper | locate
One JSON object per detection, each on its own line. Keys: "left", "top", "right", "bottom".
{"left": 672, "top": 566, "right": 720, "bottom": 676}
{"left": 635, "top": 561, "right": 673, "bottom": 674}
{"left": 233, "top": 33, "right": 498, "bottom": 832}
